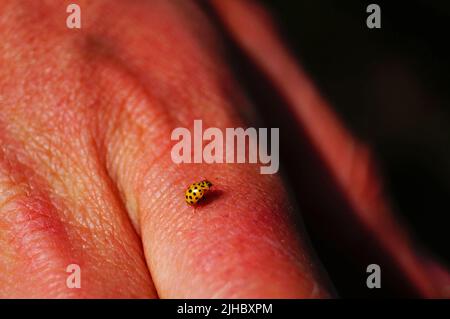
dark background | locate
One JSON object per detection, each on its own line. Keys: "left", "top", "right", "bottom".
{"left": 203, "top": 0, "right": 450, "bottom": 297}
{"left": 260, "top": 0, "right": 450, "bottom": 265}
{"left": 230, "top": 0, "right": 450, "bottom": 297}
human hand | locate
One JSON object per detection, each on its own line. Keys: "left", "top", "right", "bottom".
{"left": 0, "top": 0, "right": 447, "bottom": 298}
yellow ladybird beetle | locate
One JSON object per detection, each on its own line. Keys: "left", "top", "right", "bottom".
{"left": 185, "top": 180, "right": 213, "bottom": 205}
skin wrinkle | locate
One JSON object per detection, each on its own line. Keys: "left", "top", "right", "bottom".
{"left": 17, "top": 128, "right": 109, "bottom": 234}
{"left": 79, "top": 35, "right": 179, "bottom": 199}
{"left": 91, "top": 138, "right": 146, "bottom": 251}
{"left": 0, "top": 146, "right": 82, "bottom": 298}
{"left": 0, "top": 43, "right": 156, "bottom": 298}
{"left": 19, "top": 34, "right": 155, "bottom": 284}
{"left": 0, "top": 118, "right": 127, "bottom": 255}
{"left": 83, "top": 1, "right": 245, "bottom": 128}
{"left": 6, "top": 199, "right": 67, "bottom": 268}
{"left": 109, "top": 117, "right": 175, "bottom": 230}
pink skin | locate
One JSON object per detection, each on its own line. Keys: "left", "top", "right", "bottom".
{"left": 0, "top": 0, "right": 446, "bottom": 298}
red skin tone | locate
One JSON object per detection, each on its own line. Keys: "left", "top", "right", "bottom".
{"left": 0, "top": 0, "right": 447, "bottom": 298}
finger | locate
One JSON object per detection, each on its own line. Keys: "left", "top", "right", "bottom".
{"left": 83, "top": 0, "right": 335, "bottom": 298}
{"left": 0, "top": 1, "right": 156, "bottom": 298}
